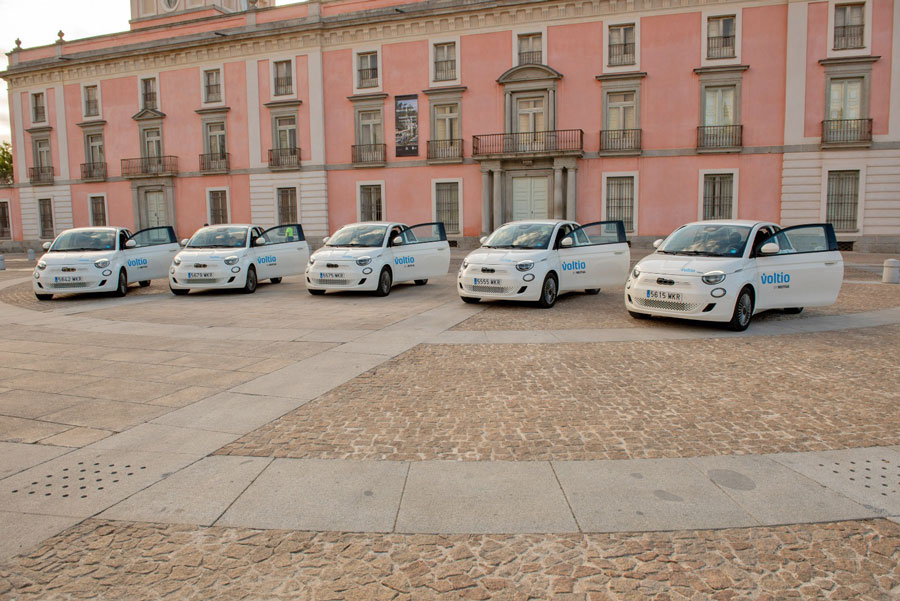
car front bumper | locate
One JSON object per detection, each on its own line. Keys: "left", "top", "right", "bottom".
{"left": 305, "top": 262, "right": 377, "bottom": 291}
{"left": 456, "top": 265, "right": 541, "bottom": 302}
{"left": 32, "top": 267, "right": 118, "bottom": 295}
{"left": 624, "top": 274, "right": 736, "bottom": 322}
{"left": 169, "top": 264, "right": 245, "bottom": 289}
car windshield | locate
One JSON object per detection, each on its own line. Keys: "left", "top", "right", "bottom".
{"left": 483, "top": 223, "right": 555, "bottom": 249}
{"left": 659, "top": 224, "right": 752, "bottom": 257}
{"left": 326, "top": 224, "right": 388, "bottom": 248}
{"left": 187, "top": 226, "right": 249, "bottom": 249}
{"left": 49, "top": 230, "right": 116, "bottom": 252}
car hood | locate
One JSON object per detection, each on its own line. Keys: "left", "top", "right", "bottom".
{"left": 312, "top": 247, "right": 383, "bottom": 261}
{"left": 39, "top": 250, "right": 117, "bottom": 266}
{"left": 465, "top": 248, "right": 549, "bottom": 266}
{"left": 176, "top": 249, "right": 246, "bottom": 262}
{"left": 635, "top": 253, "right": 746, "bottom": 277}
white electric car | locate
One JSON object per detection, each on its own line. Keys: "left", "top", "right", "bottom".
{"left": 32, "top": 226, "right": 179, "bottom": 300}
{"left": 305, "top": 222, "right": 450, "bottom": 296}
{"left": 169, "top": 224, "right": 308, "bottom": 295}
{"left": 624, "top": 220, "right": 844, "bottom": 331}
{"left": 457, "top": 220, "right": 630, "bottom": 308}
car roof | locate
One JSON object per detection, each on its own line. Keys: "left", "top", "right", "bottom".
{"left": 60, "top": 227, "right": 120, "bottom": 233}
{"left": 680, "top": 219, "right": 774, "bottom": 228}
{"left": 500, "top": 219, "right": 571, "bottom": 226}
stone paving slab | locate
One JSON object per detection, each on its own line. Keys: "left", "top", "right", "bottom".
{"left": 101, "top": 455, "right": 272, "bottom": 527}
{"left": 0, "top": 511, "right": 82, "bottom": 563}
{"left": 87, "top": 423, "right": 239, "bottom": 456}
{"left": 0, "top": 442, "right": 70, "bottom": 480}
{"left": 37, "top": 427, "right": 111, "bottom": 448}
{"left": 40, "top": 399, "right": 172, "bottom": 432}
{"left": 218, "top": 458, "right": 408, "bottom": 532}
{"left": 151, "top": 392, "right": 300, "bottom": 435}
{"left": 0, "top": 416, "right": 70, "bottom": 444}
{"left": 396, "top": 461, "right": 578, "bottom": 534}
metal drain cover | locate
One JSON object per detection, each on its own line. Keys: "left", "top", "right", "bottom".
{"left": 824, "top": 457, "right": 899, "bottom": 499}
{"left": 9, "top": 461, "right": 147, "bottom": 500}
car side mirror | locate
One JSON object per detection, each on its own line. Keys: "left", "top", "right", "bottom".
{"left": 42, "top": 241, "right": 52, "bottom": 250}
{"left": 560, "top": 237, "right": 574, "bottom": 248}
{"left": 255, "top": 237, "right": 266, "bottom": 246}
{"left": 322, "top": 236, "right": 330, "bottom": 244}
{"left": 180, "top": 238, "right": 189, "bottom": 247}
{"left": 479, "top": 236, "right": 488, "bottom": 245}
{"left": 125, "top": 239, "right": 137, "bottom": 248}
{"left": 652, "top": 239, "right": 663, "bottom": 249}
{"left": 760, "top": 242, "right": 780, "bottom": 255}
{"left": 392, "top": 236, "right": 403, "bottom": 246}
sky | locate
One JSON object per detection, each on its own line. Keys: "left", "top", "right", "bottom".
{"left": 0, "top": 0, "right": 289, "bottom": 145}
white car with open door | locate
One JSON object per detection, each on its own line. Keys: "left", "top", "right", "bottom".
{"left": 169, "top": 223, "right": 308, "bottom": 295}
{"left": 624, "top": 220, "right": 844, "bottom": 331}
{"left": 33, "top": 226, "right": 179, "bottom": 300}
{"left": 457, "top": 220, "right": 631, "bottom": 308}
{"left": 305, "top": 222, "right": 451, "bottom": 296}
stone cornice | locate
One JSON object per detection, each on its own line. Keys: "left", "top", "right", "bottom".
{"left": 693, "top": 64, "right": 750, "bottom": 74}
{"left": 423, "top": 85, "right": 467, "bottom": 95}
{"left": 25, "top": 125, "right": 52, "bottom": 134}
{"left": 195, "top": 106, "right": 233, "bottom": 114}
{"left": 595, "top": 71, "right": 648, "bottom": 81}
{"left": 76, "top": 119, "right": 107, "bottom": 128}
{"left": 818, "top": 55, "right": 880, "bottom": 66}
{"left": 347, "top": 92, "right": 389, "bottom": 102}
{"left": 262, "top": 100, "right": 302, "bottom": 108}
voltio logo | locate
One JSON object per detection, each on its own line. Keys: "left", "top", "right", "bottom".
{"left": 394, "top": 256, "right": 415, "bottom": 265}
{"left": 761, "top": 272, "right": 790, "bottom": 285}
{"left": 127, "top": 258, "right": 147, "bottom": 267}
{"left": 561, "top": 260, "right": 586, "bottom": 271}
{"left": 257, "top": 256, "right": 277, "bottom": 265}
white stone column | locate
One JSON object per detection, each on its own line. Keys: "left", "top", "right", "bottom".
{"left": 492, "top": 169, "right": 503, "bottom": 228}
{"left": 566, "top": 167, "right": 577, "bottom": 221}
{"left": 553, "top": 166, "right": 564, "bottom": 219}
{"left": 481, "top": 169, "right": 491, "bottom": 234}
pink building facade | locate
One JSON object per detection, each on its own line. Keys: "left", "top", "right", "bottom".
{"left": 2, "top": 0, "right": 899, "bottom": 251}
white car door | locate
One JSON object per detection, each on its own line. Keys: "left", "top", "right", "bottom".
{"left": 258, "top": 224, "right": 309, "bottom": 278}
{"left": 126, "top": 226, "right": 179, "bottom": 280}
{"left": 754, "top": 223, "right": 843, "bottom": 310}
{"left": 394, "top": 222, "right": 451, "bottom": 282}
{"left": 557, "top": 221, "right": 630, "bottom": 292}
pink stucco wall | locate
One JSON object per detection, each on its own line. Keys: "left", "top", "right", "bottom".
{"left": 871, "top": 0, "right": 894, "bottom": 135}
{"left": 742, "top": 5, "right": 787, "bottom": 147}
{"left": 551, "top": 22, "right": 603, "bottom": 151}
{"left": 804, "top": 2, "right": 829, "bottom": 138}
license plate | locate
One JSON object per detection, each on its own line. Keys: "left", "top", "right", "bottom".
{"left": 187, "top": 272, "right": 213, "bottom": 279}
{"left": 647, "top": 290, "right": 683, "bottom": 302}
{"left": 53, "top": 276, "right": 83, "bottom": 283}
{"left": 474, "top": 278, "right": 501, "bottom": 285}
{"left": 319, "top": 272, "right": 345, "bottom": 279}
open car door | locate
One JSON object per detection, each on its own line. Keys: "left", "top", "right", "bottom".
{"left": 558, "top": 221, "right": 630, "bottom": 292}
{"left": 256, "top": 224, "right": 309, "bottom": 279}
{"left": 393, "top": 222, "right": 451, "bottom": 282}
{"left": 126, "top": 226, "right": 179, "bottom": 281}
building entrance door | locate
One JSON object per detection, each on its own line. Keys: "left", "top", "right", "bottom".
{"left": 511, "top": 176, "right": 549, "bottom": 220}
{"left": 139, "top": 190, "right": 169, "bottom": 229}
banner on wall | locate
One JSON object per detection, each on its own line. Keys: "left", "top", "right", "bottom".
{"left": 395, "top": 95, "right": 419, "bottom": 157}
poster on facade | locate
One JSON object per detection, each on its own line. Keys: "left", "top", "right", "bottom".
{"left": 395, "top": 95, "right": 419, "bottom": 157}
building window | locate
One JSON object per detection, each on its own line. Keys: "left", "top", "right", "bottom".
{"left": 607, "top": 92, "right": 636, "bottom": 131}
{"left": 358, "top": 52, "right": 378, "bottom": 88}
{"left": 163, "top": 0, "right": 178, "bottom": 10}
{"left": 206, "top": 122, "right": 227, "bottom": 156}
{"left": 704, "top": 86, "right": 735, "bottom": 126}
{"left": 32, "top": 93, "right": 46, "bottom": 123}
{"left": 39, "top": 198, "right": 54, "bottom": 239}
{"left": 208, "top": 190, "right": 229, "bottom": 225}
{"left": 834, "top": 4, "right": 864, "bottom": 50}
{"left": 608, "top": 25, "right": 635, "bottom": 66}
{"left": 90, "top": 196, "right": 107, "bottom": 226}
{"left": 826, "top": 170, "right": 859, "bottom": 231}
{"left": 606, "top": 176, "right": 635, "bottom": 233}
{"left": 358, "top": 110, "right": 383, "bottom": 144}
{"left": 516, "top": 97, "right": 545, "bottom": 133}
{"left": 434, "top": 103, "right": 459, "bottom": 140}
{"left": 277, "top": 188, "right": 298, "bottom": 224}
{"left": 273, "top": 60, "right": 292, "bottom": 96}
{"left": 0, "top": 202, "right": 10, "bottom": 239}
{"left": 828, "top": 78, "right": 862, "bottom": 120}
{"left": 359, "top": 184, "right": 383, "bottom": 221}
{"left": 518, "top": 34, "right": 542, "bottom": 65}
{"left": 204, "top": 70, "right": 222, "bottom": 103}
{"left": 707, "top": 16, "right": 736, "bottom": 59}
{"left": 274, "top": 116, "right": 297, "bottom": 150}
{"left": 86, "top": 133, "right": 105, "bottom": 166}
{"left": 435, "top": 182, "right": 460, "bottom": 234}
{"left": 434, "top": 42, "right": 456, "bottom": 82}
{"left": 702, "top": 174, "right": 734, "bottom": 220}
{"left": 141, "top": 78, "right": 157, "bottom": 109}
{"left": 84, "top": 85, "right": 100, "bottom": 117}
{"left": 34, "top": 139, "right": 52, "bottom": 169}
{"left": 142, "top": 128, "right": 162, "bottom": 158}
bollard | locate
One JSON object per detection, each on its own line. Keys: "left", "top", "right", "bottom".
{"left": 0, "top": 255, "right": 5, "bottom": 270}
{"left": 27, "top": 248, "right": 35, "bottom": 261}
{"left": 884, "top": 259, "right": 900, "bottom": 284}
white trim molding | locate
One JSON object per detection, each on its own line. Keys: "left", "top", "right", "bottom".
{"left": 826, "top": 0, "right": 873, "bottom": 59}
{"left": 352, "top": 45, "right": 383, "bottom": 95}
{"left": 510, "top": 25, "right": 548, "bottom": 67}
{"left": 428, "top": 35, "right": 462, "bottom": 88}
{"left": 206, "top": 186, "right": 231, "bottom": 224}
{"left": 80, "top": 82, "right": 104, "bottom": 121}
{"left": 87, "top": 193, "right": 109, "bottom": 226}
{"left": 356, "top": 180, "right": 385, "bottom": 222}
{"left": 601, "top": 171, "right": 639, "bottom": 234}
{"left": 199, "top": 63, "right": 227, "bottom": 108}
{"left": 820, "top": 159, "right": 867, "bottom": 236}
{"left": 700, "top": 7, "right": 743, "bottom": 68}
{"left": 136, "top": 72, "right": 162, "bottom": 113}
{"left": 697, "top": 168, "right": 739, "bottom": 221}
{"left": 431, "top": 177, "right": 464, "bottom": 236}
{"left": 268, "top": 54, "right": 298, "bottom": 101}
{"left": 602, "top": 17, "right": 641, "bottom": 75}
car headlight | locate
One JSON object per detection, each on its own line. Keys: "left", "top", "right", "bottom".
{"left": 462, "top": 258, "right": 469, "bottom": 269}
{"left": 37, "top": 261, "right": 47, "bottom": 271}
{"left": 308, "top": 256, "right": 316, "bottom": 265}
{"left": 701, "top": 271, "right": 727, "bottom": 285}
{"left": 94, "top": 258, "right": 109, "bottom": 269}
{"left": 632, "top": 267, "right": 640, "bottom": 279}
{"left": 515, "top": 260, "right": 534, "bottom": 272}
{"left": 173, "top": 257, "right": 182, "bottom": 266}
{"left": 224, "top": 256, "right": 240, "bottom": 266}
{"left": 356, "top": 256, "right": 372, "bottom": 266}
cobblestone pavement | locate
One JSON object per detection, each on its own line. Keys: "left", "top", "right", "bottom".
{"left": 1, "top": 518, "right": 898, "bottom": 600}
{"left": 0, "top": 279, "right": 168, "bottom": 312}
{"left": 219, "top": 324, "right": 900, "bottom": 461}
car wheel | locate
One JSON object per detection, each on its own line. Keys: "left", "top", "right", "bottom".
{"left": 628, "top": 310, "right": 650, "bottom": 320}
{"left": 374, "top": 268, "right": 392, "bottom": 297}
{"left": 461, "top": 296, "right": 480, "bottom": 304}
{"left": 783, "top": 307, "right": 804, "bottom": 315}
{"left": 242, "top": 266, "right": 257, "bottom": 294}
{"left": 170, "top": 287, "right": 189, "bottom": 296}
{"left": 585, "top": 288, "right": 600, "bottom": 295}
{"left": 414, "top": 279, "right": 428, "bottom": 286}
{"left": 35, "top": 293, "right": 53, "bottom": 301}
{"left": 138, "top": 280, "right": 151, "bottom": 287}
{"left": 112, "top": 269, "right": 128, "bottom": 297}
{"left": 270, "top": 277, "right": 283, "bottom": 284}
{"left": 308, "top": 288, "right": 326, "bottom": 295}
{"left": 727, "top": 287, "right": 754, "bottom": 332}
{"left": 536, "top": 273, "right": 558, "bottom": 309}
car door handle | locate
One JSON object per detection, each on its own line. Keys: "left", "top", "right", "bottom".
{"left": 614, "top": 251, "right": 625, "bottom": 255}
{"left": 825, "top": 261, "right": 838, "bottom": 265}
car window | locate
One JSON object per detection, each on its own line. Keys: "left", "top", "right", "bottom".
{"left": 187, "top": 226, "right": 249, "bottom": 249}
{"left": 49, "top": 229, "right": 117, "bottom": 252}
{"left": 326, "top": 224, "right": 388, "bottom": 248}
{"left": 483, "top": 223, "right": 555, "bottom": 249}
{"left": 761, "top": 225, "right": 833, "bottom": 255}
{"left": 659, "top": 224, "right": 751, "bottom": 257}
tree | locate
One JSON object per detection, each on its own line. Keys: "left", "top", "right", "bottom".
{"left": 0, "top": 142, "right": 12, "bottom": 185}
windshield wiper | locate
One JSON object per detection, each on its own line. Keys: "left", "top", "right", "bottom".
{"left": 52, "top": 247, "right": 104, "bottom": 252}
{"left": 189, "top": 244, "right": 239, "bottom": 249}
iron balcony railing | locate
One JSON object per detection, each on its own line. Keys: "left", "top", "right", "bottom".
{"left": 84, "top": 99, "right": 99, "bottom": 117}
{"left": 707, "top": 35, "right": 736, "bottom": 59}
{"left": 121, "top": 156, "right": 177, "bottom": 177}
{"left": 205, "top": 84, "right": 222, "bottom": 103}
{"left": 268, "top": 147, "right": 300, "bottom": 169}
{"left": 80, "top": 162, "right": 107, "bottom": 180}
{"left": 834, "top": 24, "right": 865, "bottom": 50}
{"left": 518, "top": 51, "right": 542, "bottom": 65}
{"left": 600, "top": 129, "right": 642, "bottom": 152}
{"left": 33, "top": 106, "right": 46, "bottom": 123}
{"left": 274, "top": 77, "right": 293, "bottom": 96}
{"left": 352, "top": 143, "right": 386, "bottom": 164}
{"left": 608, "top": 42, "right": 635, "bottom": 66}
{"left": 200, "top": 153, "right": 230, "bottom": 172}
{"left": 28, "top": 166, "right": 54, "bottom": 185}
{"left": 697, "top": 125, "right": 743, "bottom": 149}
{"left": 142, "top": 91, "right": 157, "bottom": 110}
{"left": 473, "top": 129, "right": 584, "bottom": 156}
{"left": 822, "top": 119, "right": 873, "bottom": 144}
{"left": 434, "top": 60, "right": 457, "bottom": 81}
{"left": 358, "top": 68, "right": 378, "bottom": 88}
{"left": 427, "top": 139, "right": 464, "bottom": 160}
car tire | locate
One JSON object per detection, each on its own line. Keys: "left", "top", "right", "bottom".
{"left": 242, "top": 266, "right": 257, "bottom": 294}
{"left": 112, "top": 269, "right": 128, "bottom": 297}
{"left": 460, "top": 296, "right": 480, "bottom": 304}
{"left": 783, "top": 307, "right": 803, "bottom": 315}
{"left": 374, "top": 268, "right": 392, "bottom": 297}
{"left": 35, "top": 293, "right": 53, "bottom": 301}
{"left": 308, "top": 288, "right": 326, "bottom": 295}
{"left": 628, "top": 310, "right": 650, "bottom": 320}
{"left": 170, "top": 287, "right": 189, "bottom": 296}
{"left": 727, "top": 287, "right": 754, "bottom": 332}
{"left": 414, "top": 279, "right": 428, "bottom": 286}
{"left": 584, "top": 288, "right": 600, "bottom": 295}
{"left": 270, "top": 277, "right": 283, "bottom": 284}
{"left": 536, "top": 273, "right": 558, "bottom": 309}
{"left": 138, "top": 280, "right": 151, "bottom": 287}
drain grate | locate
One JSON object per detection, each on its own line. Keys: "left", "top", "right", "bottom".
{"left": 10, "top": 461, "right": 147, "bottom": 500}
{"left": 820, "top": 457, "right": 899, "bottom": 498}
